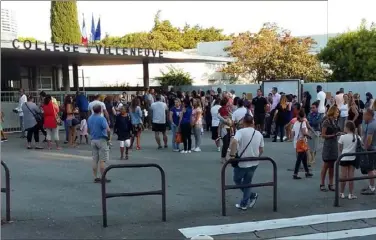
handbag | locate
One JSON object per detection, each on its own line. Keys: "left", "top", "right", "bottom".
{"left": 25, "top": 103, "right": 43, "bottom": 124}
{"left": 231, "top": 129, "right": 256, "bottom": 168}
{"left": 296, "top": 122, "right": 309, "bottom": 153}
{"left": 175, "top": 132, "right": 183, "bottom": 144}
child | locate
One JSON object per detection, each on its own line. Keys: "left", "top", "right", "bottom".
{"left": 114, "top": 107, "right": 133, "bottom": 160}
{"left": 79, "top": 115, "right": 89, "bottom": 144}
{"left": 338, "top": 121, "right": 358, "bottom": 200}
{"left": 217, "top": 101, "right": 233, "bottom": 140}
{"left": 0, "top": 111, "right": 8, "bottom": 142}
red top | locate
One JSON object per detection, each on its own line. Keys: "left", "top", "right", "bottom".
{"left": 219, "top": 106, "right": 230, "bottom": 117}
{"left": 43, "top": 101, "right": 59, "bottom": 129}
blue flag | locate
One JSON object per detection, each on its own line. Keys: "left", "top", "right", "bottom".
{"left": 94, "top": 17, "right": 101, "bottom": 41}
{"left": 90, "top": 14, "right": 95, "bottom": 42}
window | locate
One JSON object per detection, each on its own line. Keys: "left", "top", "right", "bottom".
{"left": 39, "top": 77, "right": 53, "bottom": 90}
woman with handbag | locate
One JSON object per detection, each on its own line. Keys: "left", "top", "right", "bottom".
{"left": 292, "top": 110, "right": 313, "bottom": 179}
{"left": 42, "top": 95, "right": 61, "bottom": 150}
{"left": 320, "top": 105, "right": 342, "bottom": 192}
{"left": 21, "top": 95, "right": 44, "bottom": 149}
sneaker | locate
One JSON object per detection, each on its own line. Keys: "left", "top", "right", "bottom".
{"left": 339, "top": 193, "right": 345, "bottom": 199}
{"left": 217, "top": 147, "right": 221, "bottom": 152}
{"left": 180, "top": 150, "right": 187, "bottom": 154}
{"left": 157, "top": 146, "right": 162, "bottom": 150}
{"left": 187, "top": 150, "right": 192, "bottom": 153}
{"left": 348, "top": 194, "right": 357, "bottom": 199}
{"left": 235, "top": 203, "right": 247, "bottom": 210}
{"left": 249, "top": 193, "right": 259, "bottom": 208}
{"left": 193, "top": 147, "right": 201, "bottom": 152}
{"left": 1, "top": 138, "right": 8, "bottom": 142}
{"left": 361, "top": 187, "right": 375, "bottom": 195}
{"left": 173, "top": 149, "right": 180, "bottom": 152}
{"left": 283, "top": 136, "right": 287, "bottom": 141}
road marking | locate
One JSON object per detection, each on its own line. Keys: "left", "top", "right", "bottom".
{"left": 275, "top": 226, "right": 376, "bottom": 239}
{"left": 178, "top": 209, "right": 376, "bottom": 238}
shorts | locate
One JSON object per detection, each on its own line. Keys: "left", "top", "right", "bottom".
{"left": 340, "top": 160, "right": 357, "bottom": 167}
{"left": 66, "top": 118, "right": 79, "bottom": 127}
{"left": 91, "top": 139, "right": 110, "bottom": 164}
{"left": 308, "top": 132, "right": 320, "bottom": 152}
{"left": 46, "top": 128, "right": 59, "bottom": 141}
{"left": 152, "top": 123, "right": 166, "bottom": 132}
{"left": 119, "top": 139, "right": 131, "bottom": 148}
{"left": 211, "top": 126, "right": 219, "bottom": 140}
{"left": 254, "top": 113, "right": 265, "bottom": 125}
{"left": 132, "top": 124, "right": 143, "bottom": 133}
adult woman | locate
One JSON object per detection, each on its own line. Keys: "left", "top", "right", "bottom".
{"left": 210, "top": 98, "right": 221, "bottom": 152}
{"left": 302, "top": 91, "right": 312, "bottom": 116}
{"left": 104, "top": 95, "right": 116, "bottom": 143}
{"left": 170, "top": 98, "right": 182, "bottom": 152}
{"left": 338, "top": 121, "right": 358, "bottom": 199}
{"left": 129, "top": 97, "right": 143, "bottom": 150}
{"left": 64, "top": 95, "right": 79, "bottom": 147}
{"left": 273, "top": 95, "right": 291, "bottom": 142}
{"left": 320, "top": 105, "right": 341, "bottom": 192}
{"left": 292, "top": 109, "right": 313, "bottom": 179}
{"left": 353, "top": 93, "right": 365, "bottom": 136}
{"left": 179, "top": 99, "right": 193, "bottom": 153}
{"left": 191, "top": 98, "right": 203, "bottom": 152}
{"left": 338, "top": 94, "right": 349, "bottom": 131}
{"left": 347, "top": 95, "right": 360, "bottom": 134}
{"left": 42, "top": 95, "right": 61, "bottom": 150}
{"left": 204, "top": 95, "right": 212, "bottom": 131}
{"left": 22, "top": 95, "right": 43, "bottom": 149}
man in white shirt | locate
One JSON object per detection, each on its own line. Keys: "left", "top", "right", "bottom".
{"left": 88, "top": 95, "right": 109, "bottom": 120}
{"left": 335, "top": 88, "right": 344, "bottom": 107}
{"left": 232, "top": 99, "right": 251, "bottom": 131}
{"left": 227, "top": 115, "right": 264, "bottom": 210}
{"left": 265, "top": 87, "right": 280, "bottom": 138}
{"left": 150, "top": 95, "right": 168, "bottom": 149}
{"left": 16, "top": 89, "right": 27, "bottom": 138}
{"left": 316, "top": 85, "right": 326, "bottom": 117}
{"left": 210, "top": 99, "right": 221, "bottom": 151}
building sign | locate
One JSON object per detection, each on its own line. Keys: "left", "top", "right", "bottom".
{"left": 11, "top": 39, "right": 164, "bottom": 58}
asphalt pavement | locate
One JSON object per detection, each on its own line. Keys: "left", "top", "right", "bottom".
{"left": 1, "top": 130, "right": 376, "bottom": 239}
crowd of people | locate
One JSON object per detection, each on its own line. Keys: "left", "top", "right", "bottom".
{"left": 6, "top": 85, "right": 376, "bottom": 209}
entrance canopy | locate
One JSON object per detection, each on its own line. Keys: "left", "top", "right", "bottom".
{"left": 1, "top": 39, "right": 234, "bottom": 66}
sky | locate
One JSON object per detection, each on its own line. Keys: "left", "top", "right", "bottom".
{"left": 2, "top": 0, "right": 376, "bottom": 42}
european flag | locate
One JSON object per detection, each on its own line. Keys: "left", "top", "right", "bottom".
{"left": 90, "top": 14, "right": 95, "bottom": 42}
{"left": 94, "top": 17, "right": 101, "bottom": 41}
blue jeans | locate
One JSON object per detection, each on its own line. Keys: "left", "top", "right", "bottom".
{"left": 233, "top": 166, "right": 258, "bottom": 207}
{"left": 171, "top": 124, "right": 180, "bottom": 150}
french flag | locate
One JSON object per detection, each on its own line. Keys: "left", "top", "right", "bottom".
{"left": 81, "top": 14, "right": 88, "bottom": 46}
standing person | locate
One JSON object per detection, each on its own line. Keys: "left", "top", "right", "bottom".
{"left": 273, "top": 95, "right": 290, "bottom": 142}
{"left": 88, "top": 105, "right": 111, "bottom": 183}
{"left": 292, "top": 110, "right": 313, "bottom": 179}
{"left": 211, "top": 98, "right": 221, "bottom": 152}
{"left": 365, "top": 92, "right": 374, "bottom": 110}
{"left": 150, "top": 95, "right": 168, "bottom": 149}
{"left": 204, "top": 95, "right": 212, "bottom": 132}
{"left": 179, "top": 99, "right": 193, "bottom": 153}
{"left": 233, "top": 99, "right": 249, "bottom": 131}
{"left": 361, "top": 109, "right": 376, "bottom": 195}
{"left": 129, "top": 98, "right": 143, "bottom": 150}
{"left": 16, "top": 89, "right": 27, "bottom": 138}
{"left": 316, "top": 85, "right": 326, "bottom": 118}
{"left": 320, "top": 105, "right": 341, "bottom": 192}
{"left": 353, "top": 93, "right": 365, "bottom": 136}
{"left": 170, "top": 98, "right": 182, "bottom": 152}
{"left": 147, "top": 89, "right": 155, "bottom": 129}
{"left": 218, "top": 98, "right": 233, "bottom": 163}
{"left": 104, "top": 96, "right": 116, "bottom": 145}
{"left": 64, "top": 96, "right": 79, "bottom": 147}
{"left": 338, "top": 94, "right": 349, "bottom": 132}
{"left": 114, "top": 107, "right": 133, "bottom": 160}
{"left": 338, "top": 121, "right": 359, "bottom": 199}
{"left": 22, "top": 95, "right": 43, "bottom": 149}
{"left": 75, "top": 91, "right": 89, "bottom": 120}
{"left": 79, "top": 115, "right": 89, "bottom": 144}
{"left": 265, "top": 87, "right": 281, "bottom": 138}
{"left": 0, "top": 110, "right": 7, "bottom": 142}
{"left": 307, "top": 101, "right": 323, "bottom": 166}
{"left": 252, "top": 89, "right": 267, "bottom": 132}
{"left": 227, "top": 115, "right": 264, "bottom": 210}
{"left": 88, "top": 94, "right": 109, "bottom": 119}
{"left": 347, "top": 95, "right": 360, "bottom": 133}
{"left": 302, "top": 91, "right": 312, "bottom": 116}
{"left": 335, "top": 88, "right": 345, "bottom": 107}
{"left": 191, "top": 98, "right": 203, "bottom": 152}
{"left": 42, "top": 95, "right": 61, "bottom": 150}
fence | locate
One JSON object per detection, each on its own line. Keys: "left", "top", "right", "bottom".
{"left": 101, "top": 163, "right": 166, "bottom": 227}
{"left": 1, "top": 161, "right": 11, "bottom": 222}
{"left": 334, "top": 151, "right": 376, "bottom": 207}
{"left": 221, "top": 157, "right": 277, "bottom": 216}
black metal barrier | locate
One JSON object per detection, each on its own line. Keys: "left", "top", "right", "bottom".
{"left": 101, "top": 163, "right": 166, "bottom": 227}
{"left": 221, "top": 157, "right": 277, "bottom": 216}
{"left": 1, "top": 161, "right": 11, "bottom": 222}
{"left": 334, "top": 151, "right": 376, "bottom": 207}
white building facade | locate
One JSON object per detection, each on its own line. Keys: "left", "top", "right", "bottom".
{"left": 1, "top": 8, "right": 18, "bottom": 40}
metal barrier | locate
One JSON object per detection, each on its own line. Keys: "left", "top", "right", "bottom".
{"left": 334, "top": 151, "right": 376, "bottom": 207}
{"left": 1, "top": 161, "right": 11, "bottom": 222}
{"left": 101, "top": 163, "right": 166, "bottom": 227}
{"left": 221, "top": 157, "right": 277, "bottom": 216}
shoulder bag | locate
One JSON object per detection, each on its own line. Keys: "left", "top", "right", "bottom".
{"left": 25, "top": 103, "right": 44, "bottom": 125}
{"left": 296, "top": 122, "right": 309, "bottom": 153}
{"left": 231, "top": 129, "right": 256, "bottom": 168}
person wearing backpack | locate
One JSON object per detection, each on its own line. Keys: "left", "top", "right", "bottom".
{"left": 227, "top": 114, "right": 264, "bottom": 210}
{"left": 338, "top": 121, "right": 359, "bottom": 200}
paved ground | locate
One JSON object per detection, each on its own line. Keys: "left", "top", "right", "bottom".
{"left": 1, "top": 130, "right": 376, "bottom": 239}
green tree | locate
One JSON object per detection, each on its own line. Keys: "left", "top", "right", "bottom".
{"left": 17, "top": 37, "right": 41, "bottom": 43}
{"left": 155, "top": 66, "right": 193, "bottom": 86}
{"left": 50, "top": 1, "right": 81, "bottom": 44}
{"left": 318, "top": 19, "right": 376, "bottom": 81}
{"left": 222, "top": 23, "right": 325, "bottom": 83}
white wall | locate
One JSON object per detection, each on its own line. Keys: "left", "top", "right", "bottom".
{"left": 80, "top": 62, "right": 228, "bottom": 87}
